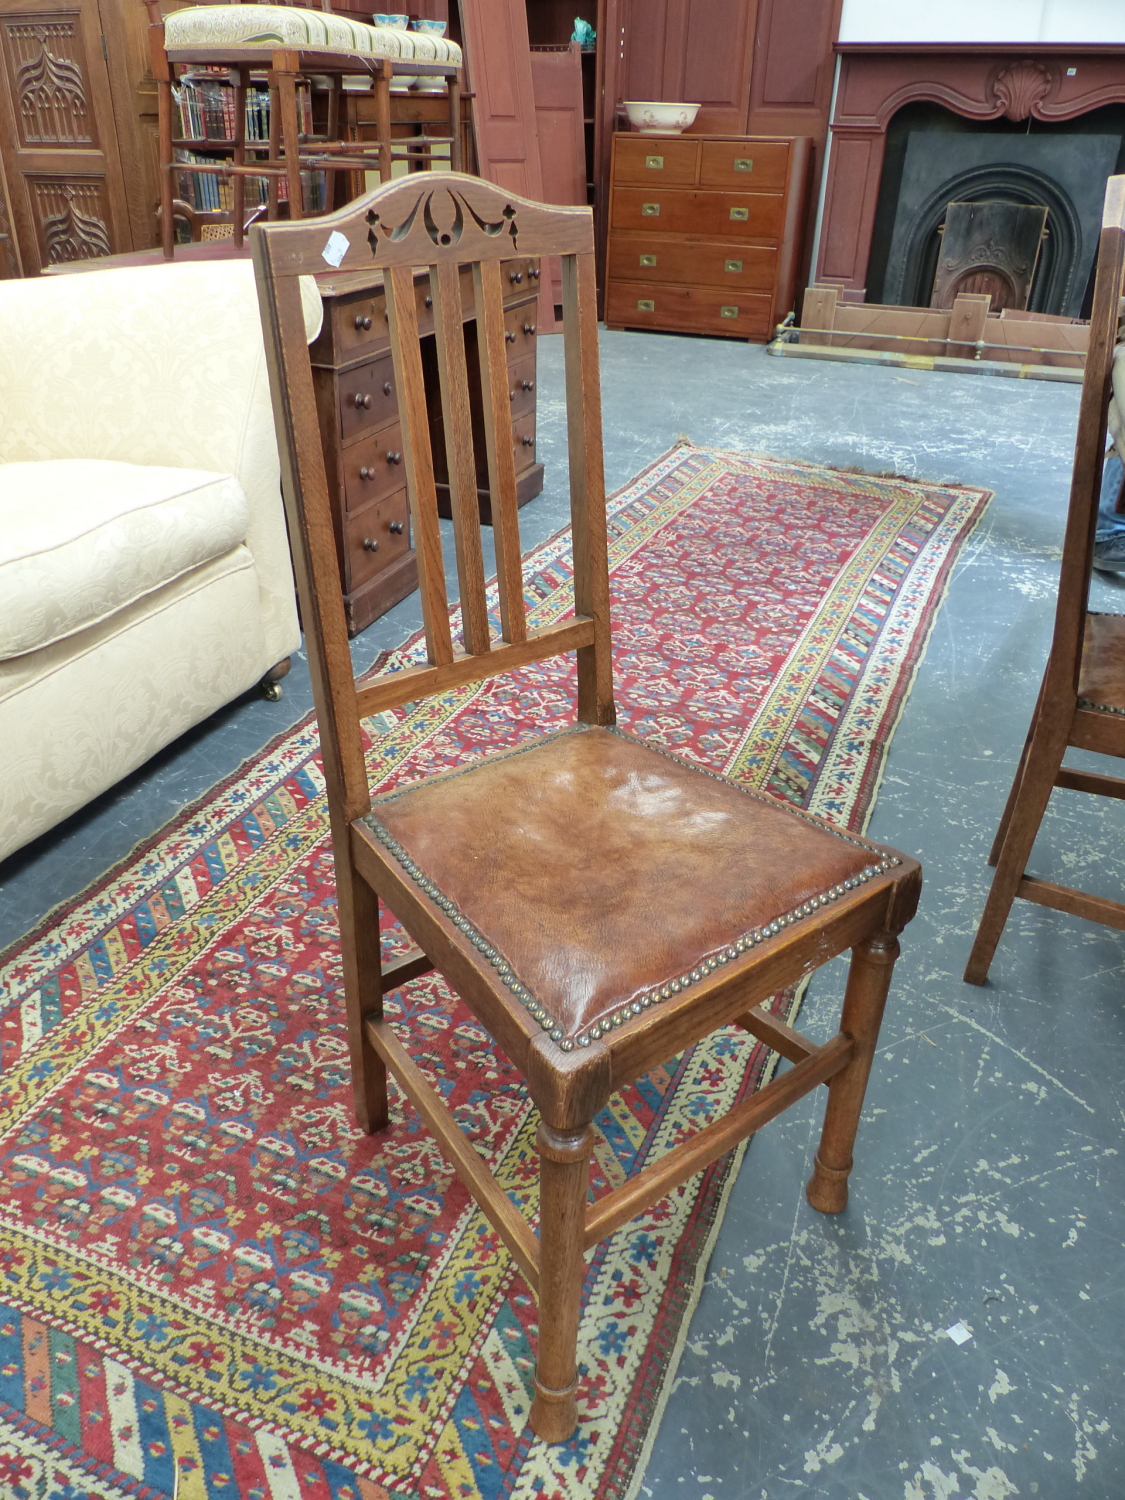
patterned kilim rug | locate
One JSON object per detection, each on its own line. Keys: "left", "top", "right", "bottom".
{"left": 0, "top": 444, "right": 988, "bottom": 1500}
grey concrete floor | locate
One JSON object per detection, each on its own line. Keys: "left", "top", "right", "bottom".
{"left": 2, "top": 332, "right": 1123, "bottom": 1498}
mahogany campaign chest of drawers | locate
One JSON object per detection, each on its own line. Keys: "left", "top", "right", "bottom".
{"left": 311, "top": 259, "right": 543, "bottom": 636}
{"left": 604, "top": 133, "right": 812, "bottom": 343}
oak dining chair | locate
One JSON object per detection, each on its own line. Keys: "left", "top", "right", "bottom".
{"left": 251, "top": 172, "right": 921, "bottom": 1442}
{"left": 966, "top": 175, "right": 1125, "bottom": 985}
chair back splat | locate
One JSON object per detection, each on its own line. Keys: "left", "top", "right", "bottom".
{"left": 253, "top": 172, "right": 920, "bottom": 1445}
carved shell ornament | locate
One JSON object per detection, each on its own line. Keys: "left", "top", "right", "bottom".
{"left": 992, "top": 60, "right": 1052, "bottom": 122}
{"left": 365, "top": 186, "right": 519, "bottom": 260}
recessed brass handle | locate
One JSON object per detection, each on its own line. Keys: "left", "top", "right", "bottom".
{"left": 725, "top": 259, "right": 743, "bottom": 273}
{"left": 641, "top": 202, "right": 660, "bottom": 216}
{"left": 363, "top": 537, "right": 379, "bottom": 552}
{"left": 729, "top": 207, "right": 749, "bottom": 222}
{"left": 639, "top": 253, "right": 657, "bottom": 267}
{"left": 720, "top": 306, "right": 738, "bottom": 318}
{"left": 389, "top": 520, "right": 404, "bottom": 534}
{"left": 637, "top": 298, "right": 655, "bottom": 312}
{"left": 733, "top": 158, "right": 753, "bottom": 171}
{"left": 645, "top": 154, "right": 663, "bottom": 169}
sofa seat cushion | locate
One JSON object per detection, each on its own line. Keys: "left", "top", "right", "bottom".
{"left": 163, "top": 6, "right": 462, "bottom": 65}
{"left": 0, "top": 458, "right": 249, "bottom": 660}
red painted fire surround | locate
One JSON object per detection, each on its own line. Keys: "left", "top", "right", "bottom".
{"left": 815, "top": 43, "right": 1125, "bottom": 294}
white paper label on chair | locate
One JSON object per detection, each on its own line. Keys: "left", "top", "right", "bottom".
{"left": 322, "top": 231, "right": 350, "bottom": 268}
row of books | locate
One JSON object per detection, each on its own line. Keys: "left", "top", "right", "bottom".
{"left": 173, "top": 150, "right": 327, "bottom": 214}
{"left": 172, "top": 76, "right": 315, "bottom": 143}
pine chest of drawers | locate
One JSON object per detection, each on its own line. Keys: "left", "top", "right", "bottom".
{"left": 605, "top": 133, "right": 812, "bottom": 343}
{"left": 311, "top": 261, "right": 543, "bottom": 636}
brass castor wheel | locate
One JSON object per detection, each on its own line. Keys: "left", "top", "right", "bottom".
{"left": 259, "top": 657, "right": 291, "bottom": 701}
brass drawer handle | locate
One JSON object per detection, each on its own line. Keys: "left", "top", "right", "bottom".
{"left": 389, "top": 520, "right": 404, "bottom": 534}
{"left": 639, "top": 253, "right": 656, "bottom": 267}
{"left": 641, "top": 202, "right": 660, "bottom": 216}
{"left": 733, "top": 158, "right": 753, "bottom": 172}
{"left": 354, "top": 313, "right": 372, "bottom": 331}
{"left": 645, "top": 154, "right": 663, "bottom": 169}
{"left": 363, "top": 537, "right": 379, "bottom": 552}
{"left": 637, "top": 298, "right": 655, "bottom": 312}
{"left": 725, "top": 259, "right": 743, "bottom": 273}
{"left": 729, "top": 207, "right": 749, "bottom": 222}
{"left": 720, "top": 305, "right": 738, "bottom": 318}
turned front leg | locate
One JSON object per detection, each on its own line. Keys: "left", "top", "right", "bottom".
{"left": 530, "top": 1120, "right": 592, "bottom": 1443}
{"left": 807, "top": 932, "right": 899, "bottom": 1214}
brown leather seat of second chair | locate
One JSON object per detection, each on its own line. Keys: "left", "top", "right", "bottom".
{"left": 1078, "top": 612, "right": 1125, "bottom": 711}
{"left": 359, "top": 725, "right": 896, "bottom": 1049}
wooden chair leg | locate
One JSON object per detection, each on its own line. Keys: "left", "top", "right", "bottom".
{"left": 276, "top": 69, "right": 305, "bottom": 217}
{"left": 337, "top": 863, "right": 388, "bottom": 1134}
{"left": 987, "top": 676, "right": 1046, "bottom": 865}
{"left": 449, "top": 71, "right": 462, "bottom": 173}
{"left": 964, "top": 716, "right": 1070, "bottom": 985}
{"left": 375, "top": 61, "right": 393, "bottom": 184}
{"left": 807, "top": 932, "right": 899, "bottom": 1214}
{"left": 157, "top": 79, "right": 175, "bottom": 259}
{"left": 530, "top": 1120, "right": 592, "bottom": 1443}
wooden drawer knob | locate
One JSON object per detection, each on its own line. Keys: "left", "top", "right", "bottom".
{"left": 523, "top": 323, "right": 536, "bottom": 336}
{"left": 389, "top": 520, "right": 404, "bottom": 534}
{"left": 521, "top": 379, "right": 534, "bottom": 391}
{"left": 505, "top": 330, "right": 516, "bottom": 343}
{"left": 424, "top": 295, "right": 433, "bottom": 308}
{"left": 522, "top": 435, "right": 535, "bottom": 446}
{"left": 509, "top": 269, "right": 523, "bottom": 283}
{"left": 383, "top": 380, "right": 392, "bottom": 395}
{"left": 387, "top": 451, "right": 402, "bottom": 464}
{"left": 353, "top": 392, "right": 371, "bottom": 409}
{"left": 354, "top": 313, "right": 372, "bottom": 330}
{"left": 529, "top": 266, "right": 540, "bottom": 280}
{"left": 359, "top": 466, "right": 373, "bottom": 480}
{"left": 363, "top": 537, "right": 379, "bottom": 552}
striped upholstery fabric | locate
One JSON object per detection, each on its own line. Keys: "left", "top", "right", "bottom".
{"left": 163, "top": 5, "right": 462, "bottom": 63}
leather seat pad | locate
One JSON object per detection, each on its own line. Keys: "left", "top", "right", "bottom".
{"left": 1079, "top": 612, "right": 1125, "bottom": 712}
{"left": 367, "top": 726, "right": 883, "bottom": 1042}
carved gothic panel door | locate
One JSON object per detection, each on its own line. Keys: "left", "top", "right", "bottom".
{"left": 0, "top": 0, "right": 133, "bottom": 273}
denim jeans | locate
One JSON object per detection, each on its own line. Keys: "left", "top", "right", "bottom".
{"left": 1097, "top": 451, "right": 1125, "bottom": 543}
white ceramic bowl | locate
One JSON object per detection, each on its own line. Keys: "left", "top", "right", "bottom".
{"left": 622, "top": 101, "right": 701, "bottom": 135}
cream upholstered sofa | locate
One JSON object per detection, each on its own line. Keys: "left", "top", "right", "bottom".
{"left": 0, "top": 258, "right": 321, "bottom": 863}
